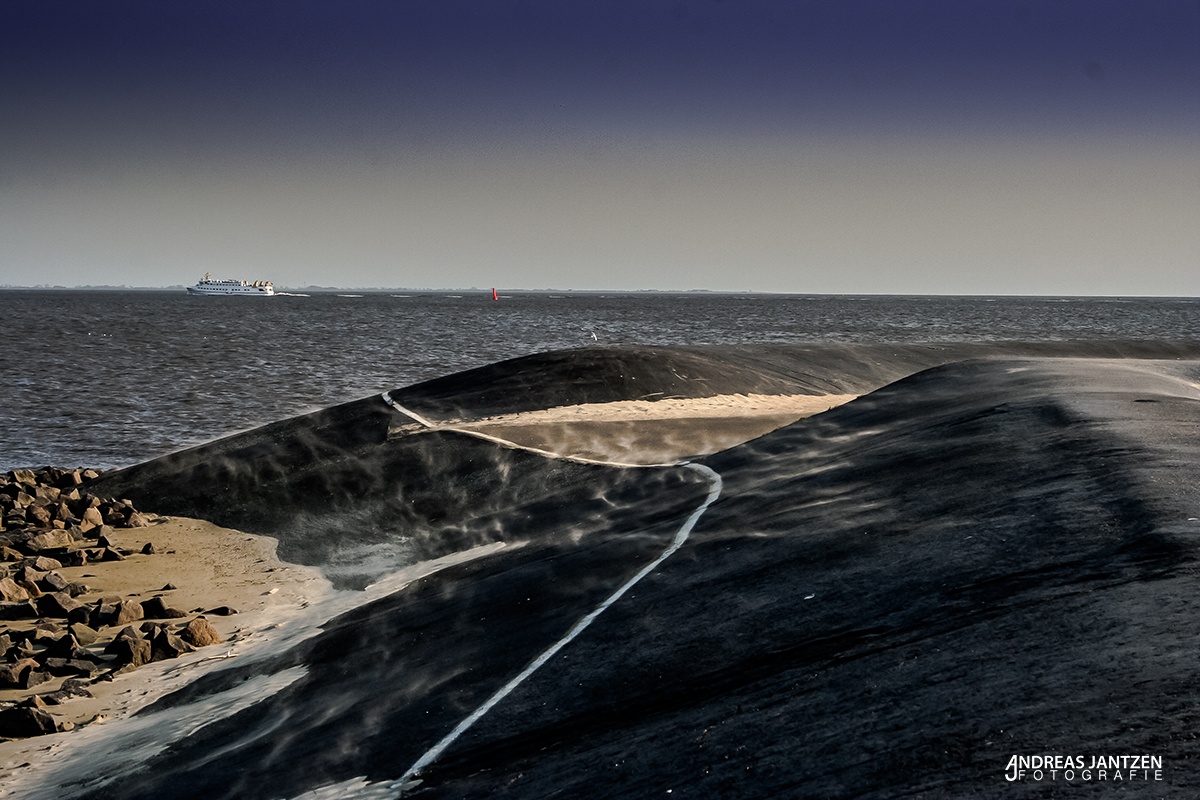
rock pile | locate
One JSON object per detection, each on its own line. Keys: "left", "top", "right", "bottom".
{"left": 0, "top": 468, "right": 231, "bottom": 742}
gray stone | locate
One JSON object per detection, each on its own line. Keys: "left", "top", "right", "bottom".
{"left": 0, "top": 706, "right": 57, "bottom": 739}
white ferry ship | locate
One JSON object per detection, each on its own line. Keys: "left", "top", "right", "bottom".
{"left": 187, "top": 273, "right": 275, "bottom": 296}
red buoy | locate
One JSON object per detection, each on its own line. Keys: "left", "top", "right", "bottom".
{"left": 492, "top": 288, "right": 498, "bottom": 300}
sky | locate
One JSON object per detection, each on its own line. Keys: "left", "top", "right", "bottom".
{"left": 2, "top": 0, "right": 1198, "bottom": 295}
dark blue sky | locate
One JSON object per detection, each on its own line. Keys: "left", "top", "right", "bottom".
{"left": 3, "top": 1, "right": 1198, "bottom": 292}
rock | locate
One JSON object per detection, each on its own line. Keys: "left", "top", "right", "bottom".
{"left": 127, "top": 512, "right": 151, "bottom": 528}
{"left": 161, "top": 583, "right": 178, "bottom": 591}
{"left": 205, "top": 606, "right": 239, "bottom": 616}
{"left": 79, "top": 506, "right": 104, "bottom": 532}
{"left": 0, "top": 546, "right": 24, "bottom": 562}
{"left": 32, "top": 622, "right": 62, "bottom": 642}
{"left": 11, "top": 469, "right": 36, "bottom": 486}
{"left": 140, "top": 541, "right": 156, "bottom": 554}
{"left": 66, "top": 581, "right": 89, "bottom": 597}
{"left": 96, "top": 534, "right": 114, "bottom": 549}
{"left": 36, "top": 591, "right": 85, "bottom": 619}
{"left": 0, "top": 576, "right": 31, "bottom": 602}
{"left": 68, "top": 622, "right": 100, "bottom": 646}
{"left": 21, "top": 529, "right": 75, "bottom": 553}
{"left": 141, "top": 596, "right": 188, "bottom": 619}
{"left": 13, "top": 565, "right": 46, "bottom": 584}
{"left": 59, "top": 550, "right": 88, "bottom": 567}
{"left": 0, "top": 658, "right": 39, "bottom": 687}
{"left": 58, "top": 470, "right": 84, "bottom": 487}
{"left": 0, "top": 600, "right": 38, "bottom": 620}
{"left": 112, "top": 598, "right": 144, "bottom": 625}
{"left": 43, "top": 658, "right": 100, "bottom": 678}
{"left": 0, "top": 706, "right": 58, "bottom": 739}
{"left": 150, "top": 629, "right": 195, "bottom": 662}
{"left": 43, "top": 633, "right": 80, "bottom": 658}
{"left": 24, "top": 555, "right": 63, "bottom": 572}
{"left": 99, "top": 547, "right": 126, "bottom": 562}
{"left": 39, "top": 571, "right": 71, "bottom": 593}
{"left": 180, "top": 617, "right": 222, "bottom": 648}
{"left": 60, "top": 677, "right": 94, "bottom": 696}
{"left": 107, "top": 636, "right": 152, "bottom": 667}
{"left": 105, "top": 625, "right": 143, "bottom": 646}
{"left": 26, "top": 506, "right": 52, "bottom": 528}
{"left": 88, "top": 599, "right": 117, "bottom": 628}
{"left": 21, "top": 668, "right": 50, "bottom": 690}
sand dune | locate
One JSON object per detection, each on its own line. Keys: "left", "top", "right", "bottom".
{"left": 6, "top": 344, "right": 1200, "bottom": 799}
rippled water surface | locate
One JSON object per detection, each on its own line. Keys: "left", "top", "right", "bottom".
{"left": 2, "top": 290, "right": 1198, "bottom": 470}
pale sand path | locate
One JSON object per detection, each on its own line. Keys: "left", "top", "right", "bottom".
{"left": 392, "top": 393, "right": 859, "bottom": 465}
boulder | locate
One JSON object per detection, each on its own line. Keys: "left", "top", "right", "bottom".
{"left": 40, "top": 571, "right": 70, "bottom": 593}
{"left": 0, "top": 576, "right": 30, "bottom": 602}
{"left": 0, "top": 658, "right": 39, "bottom": 687}
{"left": 88, "top": 599, "right": 118, "bottom": 628}
{"left": 21, "top": 669, "right": 50, "bottom": 690}
{"left": 0, "top": 600, "right": 38, "bottom": 620}
{"left": 112, "top": 599, "right": 144, "bottom": 625}
{"left": 43, "top": 658, "right": 100, "bottom": 678}
{"left": 24, "top": 555, "right": 63, "bottom": 572}
{"left": 58, "top": 549, "right": 88, "bottom": 567}
{"left": 68, "top": 622, "right": 100, "bottom": 647}
{"left": 140, "top": 541, "right": 156, "bottom": 554}
{"left": 180, "top": 617, "right": 222, "bottom": 648}
{"left": 141, "top": 596, "right": 188, "bottom": 619}
{"left": 205, "top": 606, "right": 239, "bottom": 616}
{"left": 36, "top": 592, "right": 85, "bottom": 619}
{"left": 21, "top": 529, "right": 74, "bottom": 552}
{"left": 106, "top": 636, "right": 152, "bottom": 667}
{"left": 99, "top": 547, "right": 125, "bottom": 562}
{"left": 0, "top": 706, "right": 57, "bottom": 739}
{"left": 13, "top": 566, "right": 46, "bottom": 584}
{"left": 79, "top": 506, "right": 103, "bottom": 532}
{"left": 43, "top": 633, "right": 80, "bottom": 658}
{"left": 150, "top": 629, "right": 195, "bottom": 662}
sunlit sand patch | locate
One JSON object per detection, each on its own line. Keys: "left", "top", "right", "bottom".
{"left": 394, "top": 393, "right": 858, "bottom": 464}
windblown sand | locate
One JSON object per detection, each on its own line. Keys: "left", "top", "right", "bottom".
{"left": 400, "top": 393, "right": 859, "bottom": 464}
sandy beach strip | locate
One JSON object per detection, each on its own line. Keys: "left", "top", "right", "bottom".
{"left": 0, "top": 518, "right": 330, "bottom": 768}
{"left": 392, "top": 392, "right": 859, "bottom": 464}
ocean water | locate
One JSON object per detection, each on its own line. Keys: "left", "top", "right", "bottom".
{"left": 2, "top": 289, "right": 1199, "bottom": 471}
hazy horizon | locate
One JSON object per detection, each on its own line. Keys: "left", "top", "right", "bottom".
{"left": 3, "top": 1, "right": 1198, "bottom": 296}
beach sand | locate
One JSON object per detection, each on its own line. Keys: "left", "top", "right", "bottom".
{"left": 0, "top": 518, "right": 329, "bottom": 771}
{"left": 401, "top": 392, "right": 859, "bottom": 464}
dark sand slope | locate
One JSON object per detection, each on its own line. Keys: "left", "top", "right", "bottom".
{"left": 60, "top": 350, "right": 1200, "bottom": 799}
{"left": 398, "top": 358, "right": 1200, "bottom": 800}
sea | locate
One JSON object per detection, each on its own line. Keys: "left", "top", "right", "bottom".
{"left": 2, "top": 289, "right": 1199, "bottom": 472}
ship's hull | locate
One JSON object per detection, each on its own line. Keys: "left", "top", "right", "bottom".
{"left": 186, "top": 286, "right": 274, "bottom": 296}
{"left": 187, "top": 281, "right": 275, "bottom": 296}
